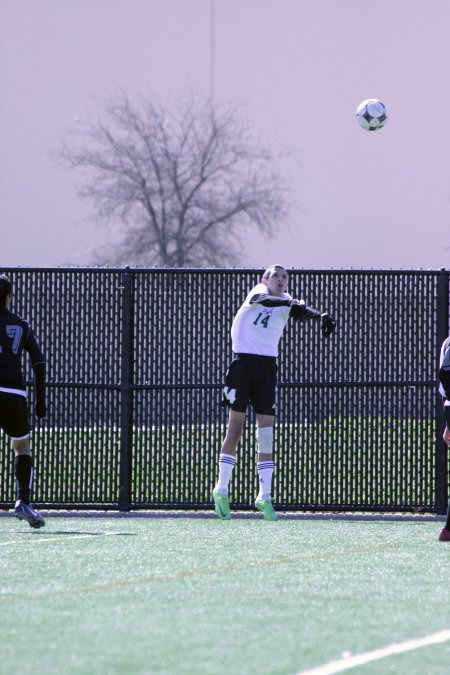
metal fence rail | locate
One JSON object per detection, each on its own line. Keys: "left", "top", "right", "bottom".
{"left": 0, "top": 267, "right": 448, "bottom": 513}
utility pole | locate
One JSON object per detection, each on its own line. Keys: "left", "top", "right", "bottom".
{"left": 209, "top": 0, "right": 215, "bottom": 101}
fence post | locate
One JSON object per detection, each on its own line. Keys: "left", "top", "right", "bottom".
{"left": 119, "top": 268, "right": 134, "bottom": 511}
{"left": 435, "top": 268, "right": 449, "bottom": 514}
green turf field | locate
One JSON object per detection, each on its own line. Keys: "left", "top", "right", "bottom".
{"left": 0, "top": 515, "right": 449, "bottom": 675}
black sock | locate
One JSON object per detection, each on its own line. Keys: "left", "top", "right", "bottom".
{"left": 14, "top": 455, "right": 33, "bottom": 504}
{"left": 446, "top": 498, "right": 450, "bottom": 531}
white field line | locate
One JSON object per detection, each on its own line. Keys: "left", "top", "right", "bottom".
{"left": 0, "top": 532, "right": 124, "bottom": 546}
{"left": 298, "top": 629, "right": 450, "bottom": 674}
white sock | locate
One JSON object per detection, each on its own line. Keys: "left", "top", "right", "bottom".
{"left": 257, "top": 460, "right": 274, "bottom": 499}
{"left": 216, "top": 453, "right": 236, "bottom": 494}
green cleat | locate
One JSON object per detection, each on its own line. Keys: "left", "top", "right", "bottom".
{"left": 212, "top": 488, "right": 231, "bottom": 520}
{"left": 255, "top": 497, "right": 278, "bottom": 522}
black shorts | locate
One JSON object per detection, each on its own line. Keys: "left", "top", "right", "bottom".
{"left": 222, "top": 353, "right": 277, "bottom": 415}
{"left": 0, "top": 392, "right": 30, "bottom": 439}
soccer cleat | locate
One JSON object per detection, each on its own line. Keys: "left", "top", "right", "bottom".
{"left": 438, "top": 527, "right": 450, "bottom": 542}
{"left": 255, "top": 496, "right": 278, "bottom": 522}
{"left": 212, "top": 488, "right": 231, "bottom": 521}
{"left": 14, "top": 501, "right": 46, "bottom": 529}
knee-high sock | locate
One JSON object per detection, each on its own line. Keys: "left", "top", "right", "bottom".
{"left": 257, "top": 461, "right": 275, "bottom": 500}
{"left": 14, "top": 454, "right": 33, "bottom": 504}
{"left": 215, "top": 453, "right": 236, "bottom": 494}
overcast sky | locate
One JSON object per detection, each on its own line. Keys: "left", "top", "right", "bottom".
{"left": 1, "top": 0, "right": 449, "bottom": 270}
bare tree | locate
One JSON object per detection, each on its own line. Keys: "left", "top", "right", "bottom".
{"left": 60, "top": 93, "right": 290, "bottom": 266}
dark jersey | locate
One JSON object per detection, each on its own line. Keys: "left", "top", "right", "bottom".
{"left": 0, "top": 307, "right": 44, "bottom": 396}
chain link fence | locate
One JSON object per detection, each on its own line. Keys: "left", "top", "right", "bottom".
{"left": 0, "top": 267, "right": 448, "bottom": 513}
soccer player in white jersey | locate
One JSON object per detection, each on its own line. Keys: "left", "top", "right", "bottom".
{"left": 212, "top": 264, "right": 336, "bottom": 521}
{"left": 438, "top": 335, "right": 450, "bottom": 541}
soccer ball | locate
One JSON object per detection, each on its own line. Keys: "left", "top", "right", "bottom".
{"left": 356, "top": 99, "right": 388, "bottom": 131}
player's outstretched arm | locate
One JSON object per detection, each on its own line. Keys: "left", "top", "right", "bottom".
{"left": 289, "top": 300, "right": 336, "bottom": 337}
{"left": 289, "top": 299, "right": 320, "bottom": 320}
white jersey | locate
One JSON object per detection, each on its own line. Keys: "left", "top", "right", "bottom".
{"left": 231, "top": 283, "right": 292, "bottom": 357}
{"left": 439, "top": 335, "right": 450, "bottom": 404}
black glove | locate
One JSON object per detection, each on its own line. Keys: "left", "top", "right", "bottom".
{"left": 321, "top": 313, "right": 336, "bottom": 337}
{"left": 35, "top": 401, "right": 47, "bottom": 419}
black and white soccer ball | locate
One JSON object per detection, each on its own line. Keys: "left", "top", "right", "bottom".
{"left": 356, "top": 99, "right": 388, "bottom": 131}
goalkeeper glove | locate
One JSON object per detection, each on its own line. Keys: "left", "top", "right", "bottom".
{"left": 321, "top": 313, "right": 336, "bottom": 337}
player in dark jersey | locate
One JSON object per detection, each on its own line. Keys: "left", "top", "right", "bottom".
{"left": 438, "top": 335, "right": 450, "bottom": 542}
{"left": 212, "top": 264, "right": 336, "bottom": 521}
{"left": 0, "top": 274, "right": 46, "bottom": 528}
